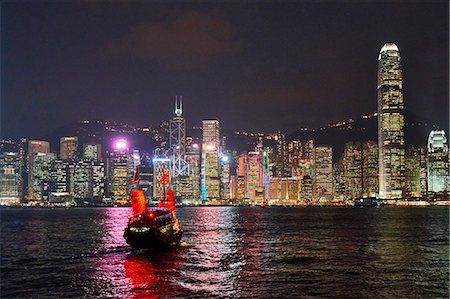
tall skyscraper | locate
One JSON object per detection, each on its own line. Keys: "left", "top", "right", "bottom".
{"left": 60, "top": 137, "right": 78, "bottom": 161}
{"left": 170, "top": 97, "right": 189, "bottom": 178}
{"left": 0, "top": 152, "right": 22, "bottom": 205}
{"left": 427, "top": 130, "right": 449, "bottom": 193}
{"left": 377, "top": 43, "right": 405, "bottom": 199}
{"left": 312, "top": 145, "right": 333, "bottom": 202}
{"left": 362, "top": 140, "right": 379, "bottom": 197}
{"left": 109, "top": 140, "right": 129, "bottom": 204}
{"left": 201, "top": 120, "right": 220, "bottom": 201}
{"left": 185, "top": 143, "right": 201, "bottom": 200}
{"left": 31, "top": 152, "right": 56, "bottom": 199}
{"left": 27, "top": 140, "right": 50, "bottom": 196}
{"left": 343, "top": 142, "right": 363, "bottom": 200}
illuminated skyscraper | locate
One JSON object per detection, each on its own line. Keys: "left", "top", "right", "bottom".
{"left": 185, "top": 143, "right": 201, "bottom": 200}
{"left": 83, "top": 143, "right": 102, "bottom": 161}
{"left": 31, "top": 152, "right": 56, "bottom": 199}
{"left": 427, "top": 130, "right": 449, "bottom": 193}
{"left": 312, "top": 145, "right": 333, "bottom": 202}
{"left": 110, "top": 140, "right": 129, "bottom": 204}
{"left": 244, "top": 152, "right": 261, "bottom": 200}
{"left": 405, "top": 156, "right": 421, "bottom": 197}
{"left": 409, "top": 146, "right": 428, "bottom": 197}
{"left": 377, "top": 43, "right": 405, "bottom": 199}
{"left": 60, "top": 137, "right": 78, "bottom": 161}
{"left": 201, "top": 120, "right": 220, "bottom": 201}
{"left": 27, "top": 140, "right": 50, "bottom": 194}
{"left": 362, "top": 140, "right": 379, "bottom": 197}
{"left": 343, "top": 142, "right": 363, "bottom": 200}
{"left": 0, "top": 152, "right": 22, "bottom": 205}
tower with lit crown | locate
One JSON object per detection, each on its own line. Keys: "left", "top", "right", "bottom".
{"left": 169, "top": 96, "right": 189, "bottom": 178}
{"left": 377, "top": 43, "right": 405, "bottom": 199}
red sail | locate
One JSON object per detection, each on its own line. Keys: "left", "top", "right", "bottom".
{"left": 130, "top": 189, "right": 146, "bottom": 215}
{"left": 165, "top": 188, "right": 176, "bottom": 212}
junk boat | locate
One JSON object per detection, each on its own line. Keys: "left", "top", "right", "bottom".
{"left": 124, "top": 165, "right": 182, "bottom": 249}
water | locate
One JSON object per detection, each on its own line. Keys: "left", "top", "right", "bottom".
{"left": 1, "top": 206, "right": 448, "bottom": 298}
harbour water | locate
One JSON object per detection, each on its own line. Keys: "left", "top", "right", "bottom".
{"left": 1, "top": 206, "right": 448, "bottom": 298}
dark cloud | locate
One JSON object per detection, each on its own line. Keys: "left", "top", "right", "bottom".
{"left": 105, "top": 11, "right": 236, "bottom": 69}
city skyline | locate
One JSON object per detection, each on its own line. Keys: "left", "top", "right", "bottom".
{"left": 1, "top": 1, "right": 448, "bottom": 140}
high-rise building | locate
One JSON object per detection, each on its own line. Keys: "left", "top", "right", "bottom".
{"left": 409, "top": 147, "right": 428, "bottom": 197}
{"left": 220, "top": 154, "right": 231, "bottom": 200}
{"left": 27, "top": 140, "right": 50, "bottom": 194}
{"left": 60, "top": 137, "right": 78, "bottom": 161}
{"left": 244, "top": 152, "right": 261, "bottom": 200}
{"left": 427, "top": 130, "right": 449, "bottom": 193}
{"left": 362, "top": 140, "right": 379, "bottom": 198}
{"left": 170, "top": 97, "right": 189, "bottom": 179}
{"left": 31, "top": 152, "right": 56, "bottom": 199}
{"left": 269, "top": 133, "right": 290, "bottom": 177}
{"left": 377, "top": 43, "right": 406, "bottom": 199}
{"left": 333, "top": 158, "right": 345, "bottom": 201}
{"left": 51, "top": 159, "right": 68, "bottom": 193}
{"left": 312, "top": 145, "right": 333, "bottom": 203}
{"left": 185, "top": 143, "right": 201, "bottom": 200}
{"left": 201, "top": 143, "right": 220, "bottom": 200}
{"left": 153, "top": 157, "right": 171, "bottom": 203}
{"left": 343, "top": 142, "right": 363, "bottom": 200}
{"left": 83, "top": 143, "right": 102, "bottom": 161}
{"left": 201, "top": 120, "right": 220, "bottom": 201}
{"left": 109, "top": 140, "right": 129, "bottom": 204}
{"left": 405, "top": 156, "right": 421, "bottom": 198}
{"left": 288, "top": 140, "right": 302, "bottom": 177}
{"left": 0, "top": 152, "right": 22, "bottom": 205}
{"left": 300, "top": 175, "right": 313, "bottom": 202}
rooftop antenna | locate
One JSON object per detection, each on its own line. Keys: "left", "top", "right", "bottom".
{"left": 175, "top": 96, "right": 182, "bottom": 117}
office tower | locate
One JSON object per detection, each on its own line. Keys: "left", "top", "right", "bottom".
{"left": 186, "top": 143, "right": 201, "bottom": 200}
{"left": 377, "top": 43, "right": 405, "bottom": 199}
{"left": 427, "top": 130, "right": 449, "bottom": 193}
{"left": 201, "top": 120, "right": 220, "bottom": 201}
{"left": 51, "top": 159, "right": 68, "bottom": 193}
{"left": 202, "top": 120, "right": 220, "bottom": 144}
{"left": 244, "top": 152, "right": 261, "bottom": 200}
{"left": 259, "top": 147, "right": 271, "bottom": 200}
{"left": 300, "top": 175, "right": 313, "bottom": 202}
{"left": 60, "top": 137, "right": 78, "bottom": 161}
{"left": 343, "top": 142, "right": 363, "bottom": 200}
{"left": 0, "top": 152, "right": 21, "bottom": 205}
{"left": 288, "top": 140, "right": 302, "bottom": 177}
{"left": 333, "top": 158, "right": 345, "bottom": 200}
{"left": 170, "top": 97, "right": 189, "bottom": 178}
{"left": 220, "top": 154, "right": 231, "bottom": 200}
{"left": 69, "top": 160, "right": 92, "bottom": 200}
{"left": 270, "top": 133, "right": 290, "bottom": 177}
{"left": 153, "top": 157, "right": 171, "bottom": 203}
{"left": 201, "top": 143, "right": 220, "bottom": 200}
{"left": 27, "top": 140, "right": 50, "bottom": 194}
{"left": 409, "top": 147, "right": 428, "bottom": 197}
{"left": 83, "top": 143, "right": 102, "bottom": 161}
{"left": 312, "top": 145, "right": 333, "bottom": 202}
{"left": 110, "top": 140, "right": 129, "bottom": 204}
{"left": 91, "top": 160, "right": 106, "bottom": 201}
{"left": 405, "top": 156, "right": 421, "bottom": 197}
{"left": 362, "top": 140, "right": 379, "bottom": 197}
{"left": 31, "top": 153, "right": 56, "bottom": 200}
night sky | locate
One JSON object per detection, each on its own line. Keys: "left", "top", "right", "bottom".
{"left": 1, "top": 1, "right": 448, "bottom": 140}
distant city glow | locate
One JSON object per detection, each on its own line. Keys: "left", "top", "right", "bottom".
{"left": 192, "top": 144, "right": 199, "bottom": 148}
{"left": 115, "top": 139, "right": 127, "bottom": 150}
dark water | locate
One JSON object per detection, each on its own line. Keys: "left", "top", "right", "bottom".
{"left": 1, "top": 207, "right": 448, "bottom": 298}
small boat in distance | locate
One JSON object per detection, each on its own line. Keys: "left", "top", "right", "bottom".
{"left": 124, "top": 165, "right": 182, "bottom": 249}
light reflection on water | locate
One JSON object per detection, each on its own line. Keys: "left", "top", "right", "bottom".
{"left": 1, "top": 207, "right": 448, "bottom": 298}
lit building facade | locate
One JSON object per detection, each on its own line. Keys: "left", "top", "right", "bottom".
{"left": 110, "top": 146, "right": 129, "bottom": 204}
{"left": 201, "top": 120, "right": 220, "bottom": 201}
{"left": 60, "top": 137, "right": 78, "bottom": 160}
{"left": 362, "top": 140, "right": 379, "bottom": 197}
{"left": 186, "top": 143, "right": 201, "bottom": 200}
{"left": 427, "top": 130, "right": 449, "bottom": 193}
{"left": 0, "top": 152, "right": 22, "bottom": 205}
{"left": 405, "top": 156, "right": 421, "bottom": 197}
{"left": 312, "top": 146, "right": 333, "bottom": 203}
{"left": 31, "top": 152, "right": 56, "bottom": 199}
{"left": 83, "top": 143, "right": 102, "bottom": 161}
{"left": 28, "top": 140, "right": 50, "bottom": 194}
{"left": 377, "top": 43, "right": 405, "bottom": 199}
{"left": 343, "top": 142, "right": 363, "bottom": 200}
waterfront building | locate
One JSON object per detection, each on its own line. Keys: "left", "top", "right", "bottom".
{"left": 409, "top": 147, "right": 428, "bottom": 197}
{"left": 91, "top": 160, "right": 106, "bottom": 202}
{"left": 220, "top": 154, "right": 231, "bottom": 200}
{"left": 377, "top": 43, "right": 406, "bottom": 199}
{"left": 0, "top": 152, "right": 21, "bottom": 205}
{"left": 169, "top": 97, "right": 189, "bottom": 182}
{"left": 51, "top": 159, "right": 68, "bottom": 193}
{"left": 201, "top": 120, "right": 220, "bottom": 201}
{"left": 110, "top": 141, "right": 129, "bottom": 204}
{"left": 153, "top": 157, "right": 171, "bottom": 202}
{"left": 185, "top": 143, "right": 201, "bottom": 200}
{"left": 405, "top": 155, "right": 421, "bottom": 197}
{"left": 31, "top": 152, "right": 56, "bottom": 199}
{"left": 60, "top": 137, "right": 78, "bottom": 160}
{"left": 136, "top": 164, "right": 153, "bottom": 200}
{"left": 333, "top": 158, "right": 345, "bottom": 201}
{"left": 229, "top": 175, "right": 237, "bottom": 199}
{"left": 343, "top": 142, "right": 363, "bottom": 200}
{"left": 245, "top": 152, "right": 261, "bottom": 200}
{"left": 83, "top": 143, "right": 102, "bottom": 161}
{"left": 427, "top": 130, "right": 449, "bottom": 193}
{"left": 268, "top": 177, "right": 299, "bottom": 204}
{"left": 312, "top": 145, "right": 333, "bottom": 203}
{"left": 288, "top": 140, "right": 302, "bottom": 177}
{"left": 69, "top": 160, "right": 92, "bottom": 200}
{"left": 27, "top": 140, "right": 50, "bottom": 193}
{"left": 300, "top": 175, "right": 313, "bottom": 202}
{"left": 362, "top": 140, "right": 379, "bottom": 197}
{"left": 269, "top": 133, "right": 290, "bottom": 177}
